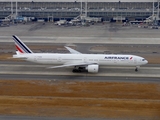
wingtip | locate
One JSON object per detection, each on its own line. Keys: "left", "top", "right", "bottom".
{"left": 64, "top": 46, "right": 71, "bottom": 50}
{"left": 64, "top": 46, "right": 69, "bottom": 48}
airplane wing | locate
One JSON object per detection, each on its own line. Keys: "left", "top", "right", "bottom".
{"left": 48, "top": 62, "right": 96, "bottom": 69}
{"left": 65, "top": 46, "right": 82, "bottom": 54}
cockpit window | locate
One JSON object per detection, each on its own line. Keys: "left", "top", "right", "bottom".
{"left": 142, "top": 59, "right": 145, "bottom": 61}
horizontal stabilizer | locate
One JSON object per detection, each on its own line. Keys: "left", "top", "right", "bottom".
{"left": 13, "top": 54, "right": 27, "bottom": 59}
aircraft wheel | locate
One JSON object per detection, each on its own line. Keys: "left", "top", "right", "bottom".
{"left": 72, "top": 69, "right": 77, "bottom": 73}
{"left": 72, "top": 69, "right": 81, "bottom": 73}
{"left": 135, "top": 68, "right": 138, "bottom": 72}
{"left": 135, "top": 66, "right": 139, "bottom": 72}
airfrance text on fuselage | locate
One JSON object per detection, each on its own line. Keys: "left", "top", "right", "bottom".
{"left": 104, "top": 56, "right": 132, "bottom": 60}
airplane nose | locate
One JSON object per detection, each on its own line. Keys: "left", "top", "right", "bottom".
{"left": 146, "top": 60, "right": 148, "bottom": 64}
{"left": 142, "top": 58, "right": 148, "bottom": 65}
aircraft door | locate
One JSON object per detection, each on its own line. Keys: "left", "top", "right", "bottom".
{"left": 84, "top": 57, "right": 87, "bottom": 63}
{"left": 34, "top": 56, "right": 37, "bottom": 62}
{"left": 128, "top": 56, "right": 134, "bottom": 64}
{"left": 34, "top": 56, "right": 40, "bottom": 62}
{"left": 134, "top": 57, "right": 137, "bottom": 64}
{"left": 57, "top": 57, "right": 61, "bottom": 63}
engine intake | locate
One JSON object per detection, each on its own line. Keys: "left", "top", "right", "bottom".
{"left": 86, "top": 64, "right": 99, "bottom": 73}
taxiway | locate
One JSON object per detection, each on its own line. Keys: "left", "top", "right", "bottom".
{"left": 0, "top": 62, "right": 159, "bottom": 82}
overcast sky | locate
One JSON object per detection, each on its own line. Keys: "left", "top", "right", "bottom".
{"left": 0, "top": 0, "right": 154, "bottom": 2}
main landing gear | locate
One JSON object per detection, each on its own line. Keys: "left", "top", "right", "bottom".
{"left": 72, "top": 66, "right": 87, "bottom": 73}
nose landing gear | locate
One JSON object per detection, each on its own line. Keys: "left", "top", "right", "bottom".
{"left": 135, "top": 66, "right": 140, "bottom": 72}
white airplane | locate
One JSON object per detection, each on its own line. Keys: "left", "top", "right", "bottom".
{"left": 12, "top": 35, "right": 148, "bottom": 73}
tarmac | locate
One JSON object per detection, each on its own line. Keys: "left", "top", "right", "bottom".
{"left": 0, "top": 22, "right": 160, "bottom": 45}
{"left": 1, "top": 36, "right": 160, "bottom": 44}
{"left": 0, "top": 63, "right": 160, "bottom": 79}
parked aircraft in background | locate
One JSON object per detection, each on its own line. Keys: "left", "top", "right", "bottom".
{"left": 12, "top": 35, "right": 148, "bottom": 73}
{"left": 54, "top": 20, "right": 67, "bottom": 25}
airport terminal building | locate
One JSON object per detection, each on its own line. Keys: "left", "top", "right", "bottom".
{"left": 0, "top": 0, "right": 159, "bottom": 22}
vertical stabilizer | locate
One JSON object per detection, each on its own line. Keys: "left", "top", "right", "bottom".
{"left": 12, "top": 35, "right": 33, "bottom": 53}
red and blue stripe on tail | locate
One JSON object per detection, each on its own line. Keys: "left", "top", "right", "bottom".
{"left": 12, "top": 35, "right": 33, "bottom": 53}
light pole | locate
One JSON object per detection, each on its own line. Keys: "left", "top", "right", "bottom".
{"left": 11, "top": 0, "right": 13, "bottom": 14}
{"left": 81, "top": 0, "right": 82, "bottom": 15}
{"left": 85, "top": 0, "right": 87, "bottom": 17}
{"left": 16, "top": 0, "right": 17, "bottom": 17}
{"left": 153, "top": 0, "right": 155, "bottom": 16}
{"left": 158, "top": 0, "right": 160, "bottom": 20}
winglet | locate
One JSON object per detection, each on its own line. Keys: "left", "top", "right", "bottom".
{"left": 65, "top": 46, "right": 81, "bottom": 54}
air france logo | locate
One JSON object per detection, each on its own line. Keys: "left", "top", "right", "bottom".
{"left": 104, "top": 56, "right": 133, "bottom": 60}
{"left": 130, "top": 57, "right": 133, "bottom": 60}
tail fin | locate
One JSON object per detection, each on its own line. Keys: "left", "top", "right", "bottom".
{"left": 12, "top": 35, "right": 33, "bottom": 53}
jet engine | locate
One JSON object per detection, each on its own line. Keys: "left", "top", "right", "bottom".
{"left": 86, "top": 64, "right": 99, "bottom": 73}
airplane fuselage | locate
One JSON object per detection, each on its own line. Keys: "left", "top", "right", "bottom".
{"left": 14, "top": 53, "right": 147, "bottom": 67}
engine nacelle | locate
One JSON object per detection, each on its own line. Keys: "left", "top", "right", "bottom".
{"left": 86, "top": 64, "right": 99, "bottom": 73}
